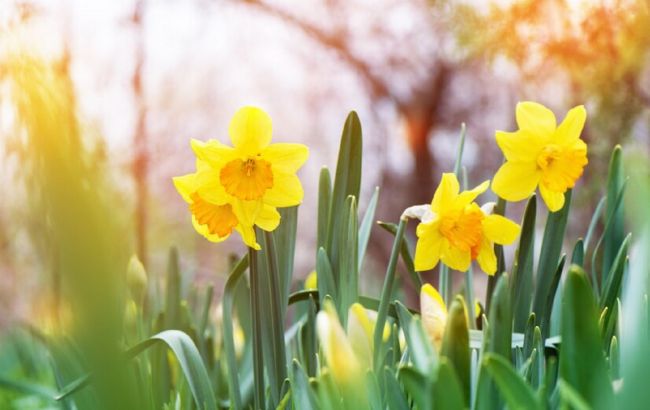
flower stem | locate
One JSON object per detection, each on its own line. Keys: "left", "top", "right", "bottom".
{"left": 249, "top": 246, "right": 265, "bottom": 409}
{"left": 373, "top": 217, "right": 407, "bottom": 371}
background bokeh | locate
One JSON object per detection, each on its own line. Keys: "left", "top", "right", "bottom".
{"left": 1, "top": 0, "right": 649, "bottom": 327}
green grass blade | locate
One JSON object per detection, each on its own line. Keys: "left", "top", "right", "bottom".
{"left": 358, "top": 187, "right": 379, "bottom": 271}
{"left": 584, "top": 196, "right": 606, "bottom": 252}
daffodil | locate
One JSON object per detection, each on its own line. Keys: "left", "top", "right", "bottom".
{"left": 492, "top": 102, "right": 588, "bottom": 212}
{"left": 413, "top": 173, "right": 520, "bottom": 275}
{"left": 173, "top": 106, "right": 308, "bottom": 249}
{"left": 420, "top": 284, "right": 447, "bottom": 349}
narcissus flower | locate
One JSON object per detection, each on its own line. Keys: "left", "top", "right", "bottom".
{"left": 413, "top": 173, "right": 520, "bottom": 275}
{"left": 492, "top": 102, "right": 588, "bottom": 212}
{"left": 420, "top": 284, "right": 447, "bottom": 349}
{"left": 173, "top": 106, "right": 308, "bottom": 249}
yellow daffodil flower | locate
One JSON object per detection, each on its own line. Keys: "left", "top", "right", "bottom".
{"left": 492, "top": 102, "right": 588, "bottom": 212}
{"left": 413, "top": 173, "right": 520, "bottom": 275}
{"left": 173, "top": 106, "right": 308, "bottom": 249}
{"left": 420, "top": 284, "right": 447, "bottom": 349}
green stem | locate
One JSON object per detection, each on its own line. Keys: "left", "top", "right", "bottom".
{"left": 439, "top": 264, "right": 450, "bottom": 306}
{"left": 249, "top": 247, "right": 265, "bottom": 409}
{"left": 373, "top": 217, "right": 407, "bottom": 370}
{"left": 263, "top": 231, "right": 288, "bottom": 404}
{"left": 465, "top": 267, "right": 475, "bottom": 329}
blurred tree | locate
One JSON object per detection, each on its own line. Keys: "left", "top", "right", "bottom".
{"left": 454, "top": 0, "right": 650, "bottom": 160}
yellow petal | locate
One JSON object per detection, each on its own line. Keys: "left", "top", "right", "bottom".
{"left": 555, "top": 105, "right": 586, "bottom": 144}
{"left": 432, "top": 173, "right": 460, "bottom": 213}
{"left": 475, "top": 238, "right": 497, "bottom": 275}
{"left": 496, "top": 130, "right": 545, "bottom": 162}
{"left": 516, "top": 101, "right": 556, "bottom": 138}
{"left": 194, "top": 167, "right": 230, "bottom": 205}
{"left": 420, "top": 283, "right": 447, "bottom": 349}
{"left": 235, "top": 224, "right": 260, "bottom": 250}
{"left": 414, "top": 222, "right": 443, "bottom": 272}
{"left": 229, "top": 106, "right": 273, "bottom": 155}
{"left": 539, "top": 183, "right": 566, "bottom": 212}
{"left": 173, "top": 173, "right": 197, "bottom": 203}
{"left": 482, "top": 214, "right": 520, "bottom": 245}
{"left": 263, "top": 173, "right": 304, "bottom": 207}
{"left": 440, "top": 241, "right": 471, "bottom": 272}
{"left": 262, "top": 143, "right": 309, "bottom": 174}
{"left": 492, "top": 161, "right": 540, "bottom": 202}
{"left": 192, "top": 139, "right": 237, "bottom": 166}
{"left": 231, "top": 200, "right": 261, "bottom": 227}
{"left": 456, "top": 180, "right": 489, "bottom": 208}
{"left": 256, "top": 204, "right": 281, "bottom": 232}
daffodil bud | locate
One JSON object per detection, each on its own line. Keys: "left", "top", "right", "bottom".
{"left": 420, "top": 283, "right": 448, "bottom": 350}
{"left": 304, "top": 270, "right": 318, "bottom": 290}
{"left": 127, "top": 255, "right": 147, "bottom": 303}
{"left": 316, "top": 300, "right": 361, "bottom": 385}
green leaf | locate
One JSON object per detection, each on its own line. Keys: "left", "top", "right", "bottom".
{"left": 476, "top": 274, "right": 511, "bottom": 410}
{"left": 248, "top": 247, "right": 267, "bottom": 410}
{"left": 560, "top": 265, "right": 613, "bottom": 409}
{"left": 125, "top": 330, "right": 217, "bottom": 410}
{"left": 398, "top": 305, "right": 437, "bottom": 374}
{"left": 604, "top": 145, "right": 625, "bottom": 278}
{"left": 316, "top": 248, "right": 337, "bottom": 306}
{"left": 222, "top": 255, "right": 249, "bottom": 409}
{"left": 398, "top": 366, "right": 431, "bottom": 409}
{"left": 358, "top": 187, "right": 379, "bottom": 271}
{"left": 545, "top": 254, "right": 566, "bottom": 336}
{"left": 600, "top": 234, "right": 631, "bottom": 310}
{"left": 441, "top": 296, "right": 471, "bottom": 405}
{"left": 337, "top": 195, "right": 358, "bottom": 323}
{"left": 433, "top": 359, "right": 466, "bottom": 410}
{"left": 571, "top": 238, "right": 585, "bottom": 267}
{"left": 326, "top": 112, "right": 363, "bottom": 284}
{"left": 0, "top": 376, "right": 57, "bottom": 401}
{"left": 557, "top": 379, "right": 591, "bottom": 410}
{"left": 532, "top": 190, "right": 571, "bottom": 337}
{"left": 377, "top": 221, "right": 422, "bottom": 289}
{"left": 511, "top": 195, "right": 536, "bottom": 331}
{"left": 384, "top": 367, "right": 409, "bottom": 410}
{"left": 317, "top": 167, "right": 332, "bottom": 251}
{"left": 290, "top": 360, "right": 317, "bottom": 410}
{"left": 274, "top": 206, "right": 299, "bottom": 312}
{"left": 487, "top": 198, "right": 507, "bottom": 313}
{"left": 584, "top": 196, "right": 606, "bottom": 252}
{"left": 482, "top": 353, "right": 541, "bottom": 410}
{"left": 373, "top": 218, "right": 407, "bottom": 371}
